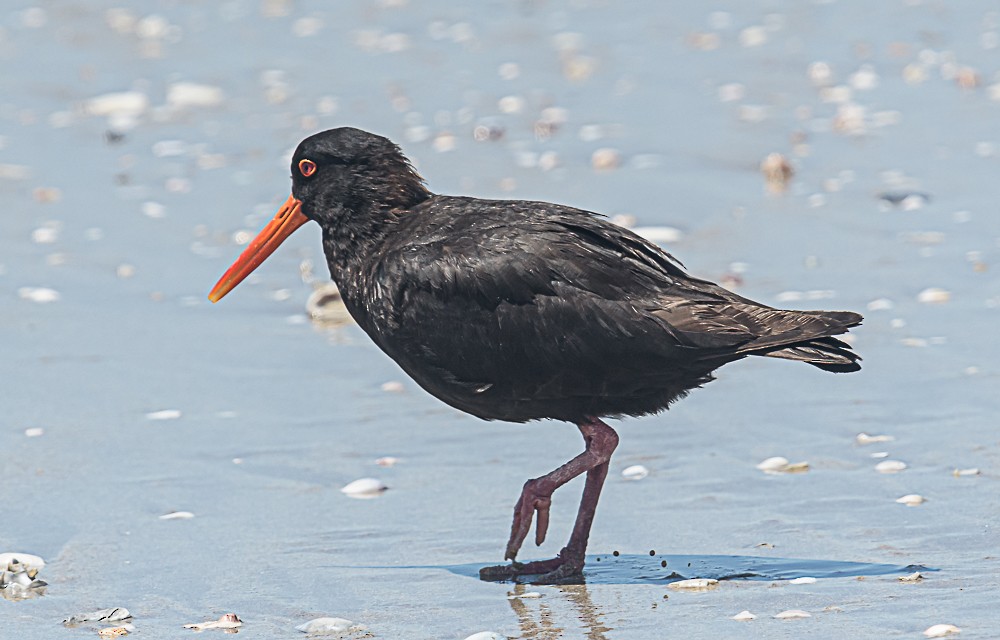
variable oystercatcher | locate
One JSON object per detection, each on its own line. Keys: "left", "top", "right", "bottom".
{"left": 209, "top": 127, "right": 862, "bottom": 583}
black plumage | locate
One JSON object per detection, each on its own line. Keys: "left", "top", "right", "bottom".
{"left": 210, "top": 127, "right": 862, "bottom": 583}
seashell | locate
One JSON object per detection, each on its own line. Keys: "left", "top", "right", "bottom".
{"left": 756, "top": 457, "right": 809, "bottom": 474}
{"left": 899, "top": 572, "right": 924, "bottom": 582}
{"left": 98, "top": 626, "right": 133, "bottom": 638}
{"left": 732, "top": 610, "right": 756, "bottom": 621}
{"left": 24, "top": 428, "right": 44, "bottom": 437}
{"left": 856, "top": 432, "right": 894, "bottom": 445}
{"left": 924, "top": 624, "right": 961, "bottom": 637}
{"left": 167, "top": 83, "right": 225, "bottom": 109}
{"left": 18, "top": 287, "right": 60, "bottom": 303}
{"left": 159, "top": 511, "right": 194, "bottom": 520}
{"left": 463, "top": 633, "right": 504, "bottom": 640}
{"left": 952, "top": 468, "right": 980, "bottom": 477}
{"left": 0, "top": 553, "right": 45, "bottom": 571}
{"left": 917, "top": 288, "right": 950, "bottom": 304}
{"left": 184, "top": 613, "right": 242, "bottom": 631}
{"left": 896, "top": 494, "right": 926, "bottom": 506}
{"left": 295, "top": 617, "right": 354, "bottom": 634}
{"left": 789, "top": 577, "right": 817, "bottom": 584}
{"left": 621, "top": 464, "right": 649, "bottom": 481}
{"left": 774, "top": 609, "right": 811, "bottom": 619}
{"left": 875, "top": 460, "right": 907, "bottom": 474}
{"left": 375, "top": 456, "right": 399, "bottom": 467}
{"left": 146, "top": 409, "right": 181, "bottom": 420}
{"left": 380, "top": 381, "right": 405, "bottom": 393}
{"left": 86, "top": 92, "right": 149, "bottom": 118}
{"left": 760, "top": 153, "right": 794, "bottom": 194}
{"left": 591, "top": 148, "right": 621, "bottom": 171}
{"left": 633, "top": 226, "right": 683, "bottom": 244}
{"left": 64, "top": 608, "right": 132, "bottom": 625}
{"left": 341, "top": 478, "right": 388, "bottom": 498}
{"left": 668, "top": 578, "right": 718, "bottom": 590}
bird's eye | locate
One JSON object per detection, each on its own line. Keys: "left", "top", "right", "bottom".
{"left": 299, "top": 159, "right": 317, "bottom": 177}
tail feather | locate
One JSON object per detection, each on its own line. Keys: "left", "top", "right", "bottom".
{"left": 752, "top": 312, "right": 863, "bottom": 373}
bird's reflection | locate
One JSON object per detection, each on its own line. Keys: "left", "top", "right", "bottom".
{"left": 506, "top": 582, "right": 611, "bottom": 640}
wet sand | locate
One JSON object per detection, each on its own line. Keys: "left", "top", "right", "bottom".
{"left": 3, "top": 1, "right": 999, "bottom": 637}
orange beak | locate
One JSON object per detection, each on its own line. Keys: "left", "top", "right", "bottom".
{"left": 208, "top": 195, "right": 310, "bottom": 303}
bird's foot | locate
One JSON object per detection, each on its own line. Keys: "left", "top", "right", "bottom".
{"left": 504, "top": 478, "right": 554, "bottom": 560}
{"left": 479, "top": 549, "right": 585, "bottom": 584}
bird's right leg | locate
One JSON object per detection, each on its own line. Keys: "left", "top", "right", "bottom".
{"left": 480, "top": 417, "right": 618, "bottom": 582}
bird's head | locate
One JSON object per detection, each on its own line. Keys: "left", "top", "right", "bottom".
{"left": 208, "top": 127, "right": 429, "bottom": 303}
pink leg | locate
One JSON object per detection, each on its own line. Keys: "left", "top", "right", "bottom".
{"left": 480, "top": 417, "right": 619, "bottom": 582}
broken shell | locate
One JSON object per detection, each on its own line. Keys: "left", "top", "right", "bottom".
{"left": 463, "top": 633, "right": 504, "bottom": 640}
{"left": 184, "top": 613, "right": 242, "bottom": 631}
{"left": 760, "top": 152, "right": 794, "bottom": 194}
{"left": 856, "top": 432, "right": 895, "bottom": 445}
{"left": 146, "top": 409, "right": 181, "bottom": 420}
{"left": 98, "top": 626, "right": 133, "bottom": 638}
{"left": 789, "top": 577, "right": 817, "bottom": 584}
{"left": 64, "top": 608, "right": 132, "bottom": 625}
{"left": 952, "top": 468, "right": 980, "bottom": 477}
{"left": 375, "top": 456, "right": 399, "bottom": 467}
{"left": 18, "top": 287, "right": 60, "bottom": 303}
{"left": 924, "top": 624, "right": 961, "bottom": 638}
{"left": 159, "top": 511, "right": 194, "bottom": 520}
{"left": 896, "top": 494, "right": 926, "bottom": 506}
{"left": 917, "top": 288, "right": 951, "bottom": 304}
{"left": 507, "top": 591, "right": 542, "bottom": 599}
{"left": 0, "top": 553, "right": 45, "bottom": 571}
{"left": 774, "top": 609, "right": 811, "bottom": 619}
{"left": 295, "top": 617, "right": 354, "bottom": 634}
{"left": 756, "top": 457, "right": 809, "bottom": 474}
{"left": 341, "top": 477, "right": 388, "bottom": 498}
{"left": 899, "top": 572, "right": 924, "bottom": 582}
{"left": 732, "top": 610, "right": 756, "bottom": 621}
{"left": 668, "top": 578, "right": 719, "bottom": 590}
{"left": 633, "top": 226, "right": 683, "bottom": 244}
{"left": 875, "top": 460, "right": 908, "bottom": 473}
{"left": 621, "top": 464, "right": 649, "bottom": 481}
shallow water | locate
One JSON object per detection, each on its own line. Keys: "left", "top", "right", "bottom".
{"left": 3, "top": 0, "right": 1000, "bottom": 637}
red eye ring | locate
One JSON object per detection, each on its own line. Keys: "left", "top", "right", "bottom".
{"left": 299, "top": 159, "right": 317, "bottom": 177}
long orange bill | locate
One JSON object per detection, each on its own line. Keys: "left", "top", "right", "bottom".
{"left": 208, "top": 194, "right": 309, "bottom": 303}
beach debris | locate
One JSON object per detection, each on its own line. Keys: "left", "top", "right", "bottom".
{"left": 18, "top": 287, "right": 60, "bottom": 303}
{"left": 463, "top": 633, "right": 505, "bottom": 640}
{"left": 875, "top": 460, "right": 908, "bottom": 474}
{"left": 159, "top": 511, "right": 195, "bottom": 520}
{"left": 98, "top": 626, "right": 134, "bottom": 638}
{"left": 756, "top": 456, "right": 809, "bottom": 474}
{"left": 341, "top": 478, "right": 388, "bottom": 499}
{"left": 380, "top": 381, "right": 405, "bottom": 393}
{"left": 64, "top": 608, "right": 132, "bottom": 625}
{"left": 668, "top": 578, "right": 719, "bottom": 591}
{"left": 1, "top": 554, "right": 47, "bottom": 600}
{"left": 896, "top": 494, "right": 926, "bottom": 506}
{"left": 789, "top": 577, "right": 817, "bottom": 584}
{"left": 924, "top": 624, "right": 961, "bottom": 638}
{"left": 375, "top": 456, "right": 399, "bottom": 467}
{"left": 146, "top": 409, "right": 182, "bottom": 421}
{"left": 917, "top": 288, "right": 951, "bottom": 304}
{"left": 760, "top": 152, "right": 794, "bottom": 194}
{"left": 774, "top": 609, "right": 811, "bottom": 619}
{"left": 878, "top": 191, "right": 930, "bottom": 210}
{"left": 295, "top": 617, "right": 357, "bottom": 634}
{"left": 870, "top": 451, "right": 889, "bottom": 459}
{"left": 24, "top": 427, "right": 44, "bottom": 437}
{"left": 621, "top": 464, "right": 649, "bottom": 481}
{"left": 306, "top": 283, "right": 352, "bottom": 327}
{"left": 899, "top": 572, "right": 924, "bottom": 583}
{"left": 952, "top": 468, "right": 980, "bottom": 477}
{"left": 732, "top": 610, "right": 757, "bottom": 621}
{"left": 184, "top": 613, "right": 242, "bottom": 631}
{"left": 856, "top": 433, "right": 894, "bottom": 445}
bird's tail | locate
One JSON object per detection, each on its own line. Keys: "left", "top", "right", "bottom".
{"left": 749, "top": 310, "right": 863, "bottom": 373}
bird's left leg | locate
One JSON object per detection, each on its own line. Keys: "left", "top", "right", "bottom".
{"left": 480, "top": 417, "right": 618, "bottom": 581}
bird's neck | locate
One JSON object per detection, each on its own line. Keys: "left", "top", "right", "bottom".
{"left": 320, "top": 202, "right": 402, "bottom": 285}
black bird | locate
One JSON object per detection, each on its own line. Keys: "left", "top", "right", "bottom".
{"left": 209, "top": 127, "right": 862, "bottom": 583}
